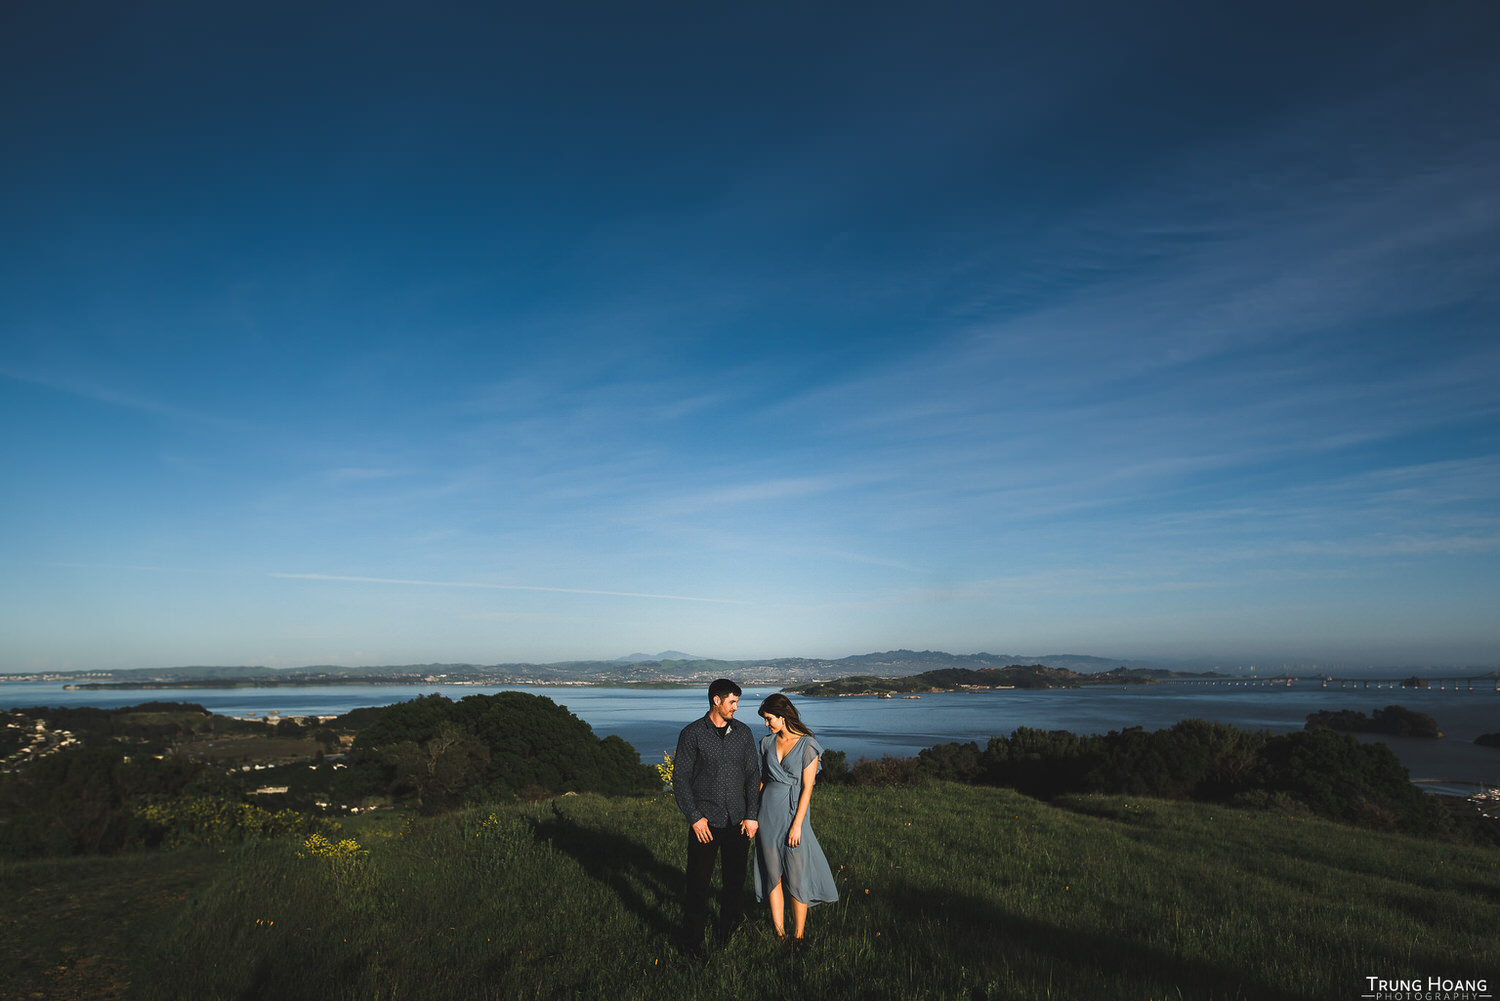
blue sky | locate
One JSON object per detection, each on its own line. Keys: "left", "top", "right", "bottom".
{"left": 3, "top": 2, "right": 1497, "bottom": 672}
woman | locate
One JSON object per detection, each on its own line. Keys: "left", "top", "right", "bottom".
{"left": 754, "top": 693, "right": 839, "bottom": 944}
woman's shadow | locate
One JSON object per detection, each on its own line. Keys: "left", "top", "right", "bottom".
{"left": 531, "top": 801, "right": 684, "bottom": 939}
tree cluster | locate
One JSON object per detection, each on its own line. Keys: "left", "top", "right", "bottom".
{"left": 1304, "top": 705, "right": 1441, "bottom": 738}
{"left": 0, "top": 746, "right": 236, "bottom": 857}
{"left": 828, "top": 719, "right": 1456, "bottom": 839}
{"left": 5, "top": 703, "right": 266, "bottom": 755}
{"left": 349, "top": 692, "right": 657, "bottom": 813}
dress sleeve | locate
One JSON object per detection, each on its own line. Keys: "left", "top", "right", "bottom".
{"left": 802, "top": 736, "right": 823, "bottom": 774}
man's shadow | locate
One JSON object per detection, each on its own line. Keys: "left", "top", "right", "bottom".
{"left": 531, "top": 803, "right": 684, "bottom": 939}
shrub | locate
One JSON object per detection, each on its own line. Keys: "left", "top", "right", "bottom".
{"left": 820, "top": 748, "right": 848, "bottom": 783}
{"left": 980, "top": 727, "right": 1090, "bottom": 796}
{"left": 928, "top": 720, "right": 1460, "bottom": 841}
{"left": 917, "top": 741, "right": 983, "bottom": 782}
{"left": 847, "top": 754, "right": 923, "bottom": 786}
{"left": 1305, "top": 705, "right": 1441, "bottom": 738}
{"left": 1082, "top": 720, "right": 1266, "bottom": 800}
{"left": 351, "top": 692, "right": 658, "bottom": 811}
{"left": 0, "top": 746, "right": 237, "bottom": 857}
{"left": 656, "top": 751, "right": 674, "bottom": 789}
{"left": 133, "top": 796, "right": 336, "bottom": 849}
{"left": 1253, "top": 729, "right": 1453, "bottom": 836}
{"left": 296, "top": 831, "right": 366, "bottom": 859}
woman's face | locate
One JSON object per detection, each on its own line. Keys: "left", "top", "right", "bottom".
{"left": 761, "top": 712, "right": 786, "bottom": 734}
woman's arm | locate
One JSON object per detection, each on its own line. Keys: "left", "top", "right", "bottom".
{"left": 788, "top": 756, "right": 817, "bottom": 847}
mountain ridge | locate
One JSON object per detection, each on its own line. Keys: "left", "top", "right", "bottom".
{"left": 7, "top": 649, "right": 1221, "bottom": 687}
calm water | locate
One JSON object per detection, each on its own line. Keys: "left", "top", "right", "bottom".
{"left": 5, "top": 680, "right": 1497, "bottom": 794}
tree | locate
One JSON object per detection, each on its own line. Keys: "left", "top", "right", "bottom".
{"left": 1254, "top": 729, "right": 1451, "bottom": 835}
{"left": 351, "top": 691, "right": 656, "bottom": 810}
{"left": 382, "top": 721, "right": 492, "bottom": 814}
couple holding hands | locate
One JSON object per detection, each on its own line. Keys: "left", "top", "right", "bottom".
{"left": 673, "top": 680, "right": 838, "bottom": 954}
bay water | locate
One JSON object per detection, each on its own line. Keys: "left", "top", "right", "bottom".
{"left": 5, "top": 679, "right": 1496, "bottom": 795}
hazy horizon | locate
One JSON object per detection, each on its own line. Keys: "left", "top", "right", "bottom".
{"left": 4, "top": 2, "right": 1498, "bottom": 674}
{"left": 7, "top": 647, "right": 1497, "bottom": 678}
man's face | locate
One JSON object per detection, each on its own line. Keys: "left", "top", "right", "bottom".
{"left": 713, "top": 693, "right": 740, "bottom": 720}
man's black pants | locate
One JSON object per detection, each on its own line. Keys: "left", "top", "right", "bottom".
{"left": 683, "top": 825, "right": 750, "bottom": 945}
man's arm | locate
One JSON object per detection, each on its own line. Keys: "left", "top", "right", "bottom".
{"left": 672, "top": 728, "right": 703, "bottom": 826}
{"left": 739, "top": 731, "right": 761, "bottom": 838}
{"left": 675, "top": 728, "right": 717, "bottom": 842}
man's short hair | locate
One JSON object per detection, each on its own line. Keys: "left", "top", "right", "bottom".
{"left": 708, "top": 678, "right": 741, "bottom": 703}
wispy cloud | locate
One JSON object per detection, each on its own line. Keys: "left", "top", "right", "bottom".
{"left": 0, "top": 365, "right": 239, "bottom": 431}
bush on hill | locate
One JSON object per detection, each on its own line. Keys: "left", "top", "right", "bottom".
{"left": 132, "top": 794, "right": 335, "bottom": 849}
{"left": 846, "top": 754, "right": 923, "bottom": 786}
{"left": 332, "top": 705, "right": 391, "bottom": 730}
{"left": 5, "top": 703, "right": 263, "bottom": 755}
{"left": 351, "top": 691, "right": 657, "bottom": 812}
{"left": 1304, "top": 705, "right": 1441, "bottom": 738}
{"left": 903, "top": 719, "right": 1455, "bottom": 839}
{"left": 1255, "top": 728, "right": 1450, "bottom": 835}
{"left": 0, "top": 746, "right": 237, "bottom": 857}
{"left": 819, "top": 747, "right": 848, "bottom": 783}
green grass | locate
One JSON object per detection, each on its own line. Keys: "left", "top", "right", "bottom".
{"left": 6, "top": 784, "right": 1497, "bottom": 1000}
{"left": 1, "top": 848, "right": 222, "bottom": 1000}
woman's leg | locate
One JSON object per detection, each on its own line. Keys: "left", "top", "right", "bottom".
{"left": 767, "top": 882, "right": 787, "bottom": 938}
{"left": 791, "top": 897, "right": 809, "bottom": 939}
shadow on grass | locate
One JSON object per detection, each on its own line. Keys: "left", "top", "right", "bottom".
{"left": 1034, "top": 796, "right": 1498, "bottom": 991}
{"left": 874, "top": 879, "right": 1309, "bottom": 1001}
{"left": 243, "top": 944, "right": 373, "bottom": 1001}
{"left": 531, "top": 806, "right": 684, "bottom": 941}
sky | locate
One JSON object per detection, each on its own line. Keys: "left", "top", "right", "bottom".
{"left": 2, "top": 1, "right": 1498, "bottom": 673}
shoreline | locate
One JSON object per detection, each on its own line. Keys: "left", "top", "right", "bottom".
{"left": 58, "top": 679, "right": 704, "bottom": 691}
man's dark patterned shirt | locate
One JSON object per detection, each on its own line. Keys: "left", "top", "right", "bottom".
{"left": 673, "top": 713, "right": 761, "bottom": 828}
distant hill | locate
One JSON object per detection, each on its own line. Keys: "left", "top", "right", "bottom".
{"left": 808, "top": 650, "right": 1208, "bottom": 675}
{"left": 790, "top": 665, "right": 1098, "bottom": 696}
{"left": 788, "top": 661, "right": 1229, "bottom": 696}
{"left": 6, "top": 649, "right": 1228, "bottom": 690}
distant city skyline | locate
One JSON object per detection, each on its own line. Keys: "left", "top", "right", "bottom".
{"left": 3, "top": 2, "right": 1498, "bottom": 672}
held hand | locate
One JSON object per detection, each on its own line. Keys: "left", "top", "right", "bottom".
{"left": 692, "top": 818, "right": 713, "bottom": 843}
{"left": 741, "top": 819, "right": 759, "bottom": 839}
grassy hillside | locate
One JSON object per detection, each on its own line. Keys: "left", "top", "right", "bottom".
{"left": 4, "top": 784, "right": 1496, "bottom": 1001}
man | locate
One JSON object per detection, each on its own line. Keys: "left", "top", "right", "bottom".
{"left": 673, "top": 678, "right": 761, "bottom": 954}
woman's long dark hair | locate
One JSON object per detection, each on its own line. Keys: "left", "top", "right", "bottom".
{"left": 758, "top": 693, "right": 814, "bottom": 737}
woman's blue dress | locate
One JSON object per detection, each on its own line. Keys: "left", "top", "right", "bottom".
{"left": 754, "top": 733, "right": 839, "bottom": 906}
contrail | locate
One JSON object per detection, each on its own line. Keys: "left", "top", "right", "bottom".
{"left": 269, "top": 572, "right": 746, "bottom": 604}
